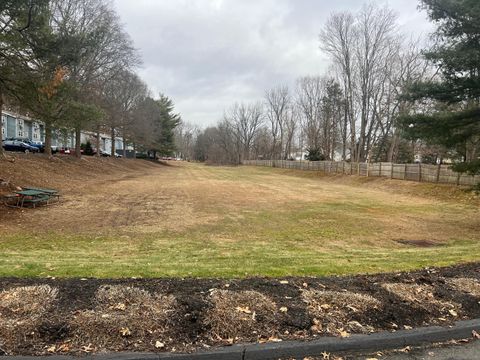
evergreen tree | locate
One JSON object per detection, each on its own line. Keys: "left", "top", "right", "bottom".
{"left": 0, "top": 0, "right": 49, "bottom": 155}
{"left": 400, "top": 0, "right": 480, "bottom": 174}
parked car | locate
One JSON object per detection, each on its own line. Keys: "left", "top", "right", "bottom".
{"left": 59, "top": 147, "right": 84, "bottom": 155}
{"left": 4, "top": 138, "right": 59, "bottom": 154}
{"left": 99, "top": 149, "right": 122, "bottom": 158}
{"left": 2, "top": 139, "right": 40, "bottom": 153}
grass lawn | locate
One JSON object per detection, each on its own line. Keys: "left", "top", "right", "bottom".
{"left": 1, "top": 161, "right": 479, "bottom": 278}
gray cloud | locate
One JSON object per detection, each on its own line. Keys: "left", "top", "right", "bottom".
{"left": 113, "top": 0, "right": 433, "bottom": 127}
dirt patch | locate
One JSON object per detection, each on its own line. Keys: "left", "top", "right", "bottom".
{"left": 0, "top": 263, "right": 479, "bottom": 356}
{"left": 203, "top": 290, "right": 278, "bottom": 343}
{"left": 302, "top": 290, "right": 381, "bottom": 335}
{"left": 395, "top": 239, "right": 440, "bottom": 247}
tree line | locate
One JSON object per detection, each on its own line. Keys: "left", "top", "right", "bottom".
{"left": 0, "top": 0, "right": 180, "bottom": 158}
{"left": 176, "top": 1, "right": 479, "bottom": 176}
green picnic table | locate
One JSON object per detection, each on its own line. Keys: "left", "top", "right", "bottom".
{"left": 23, "top": 187, "right": 61, "bottom": 200}
{"left": 3, "top": 188, "right": 60, "bottom": 208}
{"left": 14, "top": 190, "right": 51, "bottom": 208}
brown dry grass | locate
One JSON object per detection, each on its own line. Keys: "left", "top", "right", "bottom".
{"left": 381, "top": 283, "right": 461, "bottom": 318}
{"left": 302, "top": 290, "right": 381, "bottom": 335}
{"left": 447, "top": 278, "right": 480, "bottom": 297}
{"left": 69, "top": 285, "right": 178, "bottom": 352}
{"left": 0, "top": 285, "right": 58, "bottom": 353}
{"left": 204, "top": 290, "right": 279, "bottom": 342}
{"left": 1, "top": 158, "right": 479, "bottom": 278}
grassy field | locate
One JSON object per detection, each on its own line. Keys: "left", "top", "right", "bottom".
{"left": 0, "top": 160, "right": 479, "bottom": 278}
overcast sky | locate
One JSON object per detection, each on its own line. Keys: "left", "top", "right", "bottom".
{"left": 112, "top": 0, "right": 434, "bottom": 127}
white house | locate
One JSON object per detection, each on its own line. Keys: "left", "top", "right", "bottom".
{"left": 1, "top": 110, "right": 127, "bottom": 154}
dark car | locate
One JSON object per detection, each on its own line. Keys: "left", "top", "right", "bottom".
{"left": 4, "top": 138, "right": 58, "bottom": 154}
{"left": 2, "top": 139, "right": 40, "bottom": 153}
{"left": 31, "top": 141, "right": 59, "bottom": 154}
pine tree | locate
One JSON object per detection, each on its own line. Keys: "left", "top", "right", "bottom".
{"left": 400, "top": 0, "right": 480, "bottom": 174}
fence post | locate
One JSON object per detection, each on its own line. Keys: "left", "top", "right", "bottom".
{"left": 436, "top": 163, "right": 441, "bottom": 183}
{"left": 366, "top": 162, "right": 370, "bottom": 177}
{"left": 404, "top": 164, "right": 407, "bottom": 180}
{"left": 456, "top": 172, "right": 461, "bottom": 186}
{"left": 357, "top": 162, "right": 360, "bottom": 176}
{"left": 379, "top": 162, "right": 382, "bottom": 177}
{"left": 418, "top": 163, "right": 422, "bottom": 182}
{"left": 390, "top": 162, "right": 394, "bottom": 179}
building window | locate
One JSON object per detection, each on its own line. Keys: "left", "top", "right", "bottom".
{"left": 1, "top": 115, "right": 6, "bottom": 137}
{"left": 17, "top": 119, "right": 24, "bottom": 138}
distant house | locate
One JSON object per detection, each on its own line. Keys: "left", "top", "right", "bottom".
{"left": 1, "top": 110, "right": 128, "bottom": 154}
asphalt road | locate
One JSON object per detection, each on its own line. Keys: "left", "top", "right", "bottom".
{"left": 363, "top": 340, "right": 480, "bottom": 360}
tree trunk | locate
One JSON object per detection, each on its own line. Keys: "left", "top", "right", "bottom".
{"left": 95, "top": 126, "right": 100, "bottom": 157}
{"left": 387, "top": 132, "right": 399, "bottom": 162}
{"left": 122, "top": 128, "right": 127, "bottom": 158}
{"left": 133, "top": 142, "right": 136, "bottom": 159}
{"left": 75, "top": 127, "right": 82, "bottom": 158}
{"left": 110, "top": 127, "right": 115, "bottom": 157}
{"left": 45, "top": 123, "right": 52, "bottom": 156}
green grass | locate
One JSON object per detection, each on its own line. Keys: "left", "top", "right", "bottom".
{"left": 0, "top": 163, "right": 478, "bottom": 278}
{"left": 0, "top": 231, "right": 478, "bottom": 278}
{"left": 1, "top": 205, "right": 478, "bottom": 278}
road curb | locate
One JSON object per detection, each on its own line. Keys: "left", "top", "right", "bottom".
{"left": 8, "top": 319, "right": 480, "bottom": 360}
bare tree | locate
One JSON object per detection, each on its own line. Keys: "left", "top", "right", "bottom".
{"left": 296, "top": 76, "right": 323, "bottom": 155}
{"left": 283, "top": 105, "right": 299, "bottom": 160}
{"left": 320, "top": 11, "right": 356, "bottom": 160}
{"left": 320, "top": 4, "right": 416, "bottom": 162}
{"left": 32, "top": 0, "right": 140, "bottom": 157}
{"left": 265, "top": 85, "right": 290, "bottom": 159}
{"left": 175, "top": 121, "right": 199, "bottom": 160}
{"left": 225, "top": 102, "right": 263, "bottom": 162}
{"left": 354, "top": 4, "right": 398, "bottom": 162}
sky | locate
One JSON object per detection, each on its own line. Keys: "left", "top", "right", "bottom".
{"left": 112, "top": 0, "right": 434, "bottom": 128}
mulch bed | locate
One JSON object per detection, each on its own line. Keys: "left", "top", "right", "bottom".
{"left": 0, "top": 262, "right": 479, "bottom": 356}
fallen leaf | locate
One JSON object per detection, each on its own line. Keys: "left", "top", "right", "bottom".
{"left": 113, "top": 303, "right": 126, "bottom": 311}
{"left": 321, "top": 351, "right": 330, "bottom": 359}
{"left": 267, "top": 336, "right": 282, "bottom": 342}
{"left": 235, "top": 306, "right": 252, "bottom": 314}
{"left": 449, "top": 309, "right": 458, "bottom": 317}
{"left": 320, "top": 304, "right": 331, "bottom": 310}
{"left": 155, "top": 341, "right": 165, "bottom": 349}
{"left": 346, "top": 305, "right": 358, "bottom": 312}
{"left": 46, "top": 345, "right": 56, "bottom": 353}
{"left": 57, "top": 343, "right": 70, "bottom": 352}
{"left": 473, "top": 330, "right": 480, "bottom": 339}
{"left": 279, "top": 306, "right": 288, "bottom": 313}
{"left": 403, "top": 325, "right": 412, "bottom": 330}
{"left": 81, "top": 344, "right": 94, "bottom": 353}
{"left": 120, "top": 327, "right": 131, "bottom": 336}
{"left": 279, "top": 280, "right": 289, "bottom": 284}
{"left": 339, "top": 330, "right": 350, "bottom": 338}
